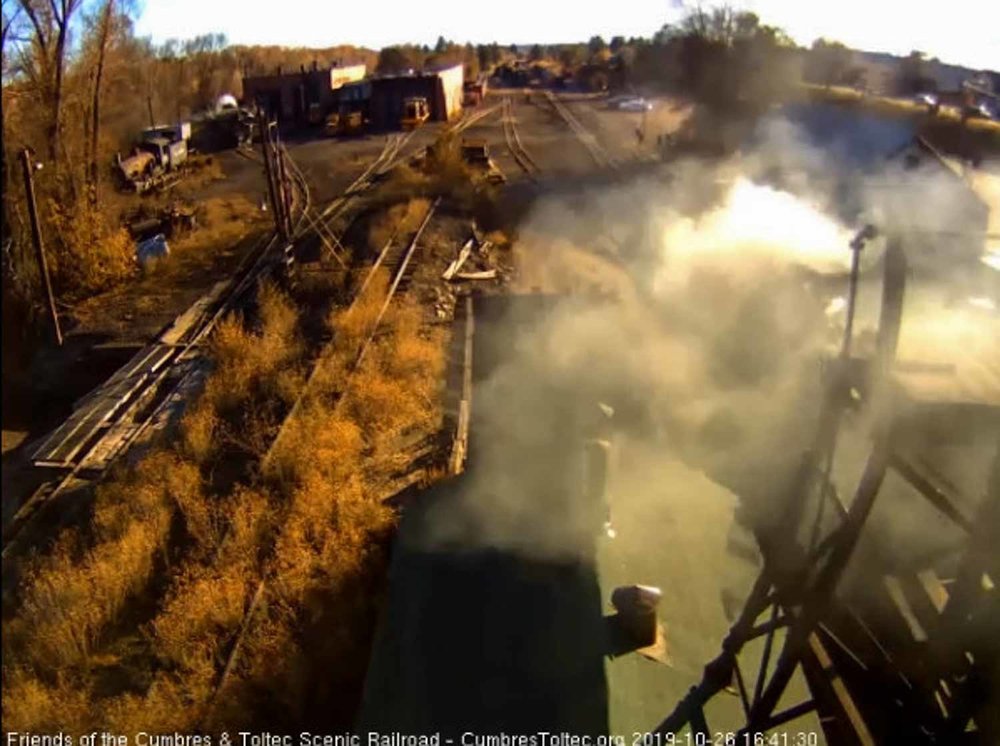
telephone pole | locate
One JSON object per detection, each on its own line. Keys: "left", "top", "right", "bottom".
{"left": 257, "top": 110, "right": 283, "bottom": 241}
{"left": 20, "top": 149, "right": 63, "bottom": 347}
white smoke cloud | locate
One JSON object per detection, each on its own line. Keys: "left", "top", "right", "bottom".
{"left": 417, "top": 114, "right": 997, "bottom": 577}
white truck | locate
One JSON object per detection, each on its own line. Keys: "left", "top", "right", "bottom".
{"left": 116, "top": 122, "right": 191, "bottom": 193}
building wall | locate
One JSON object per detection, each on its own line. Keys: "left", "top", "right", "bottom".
{"left": 369, "top": 68, "right": 464, "bottom": 129}
{"left": 435, "top": 64, "right": 465, "bottom": 121}
{"left": 244, "top": 64, "right": 367, "bottom": 124}
{"left": 369, "top": 76, "right": 437, "bottom": 129}
{"left": 330, "top": 64, "right": 366, "bottom": 91}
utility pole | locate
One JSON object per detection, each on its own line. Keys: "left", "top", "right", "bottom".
{"left": 147, "top": 95, "right": 156, "bottom": 128}
{"left": 269, "top": 122, "right": 293, "bottom": 239}
{"left": 257, "top": 110, "right": 286, "bottom": 242}
{"left": 20, "top": 149, "right": 63, "bottom": 347}
{"left": 268, "top": 123, "right": 296, "bottom": 280}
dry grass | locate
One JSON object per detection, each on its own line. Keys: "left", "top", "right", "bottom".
{"left": 217, "top": 486, "right": 274, "bottom": 564}
{"left": 1, "top": 282, "right": 301, "bottom": 734}
{"left": 351, "top": 301, "right": 443, "bottom": 433}
{"left": 152, "top": 563, "right": 248, "bottom": 671}
{"left": 267, "top": 406, "right": 365, "bottom": 489}
{"left": 381, "top": 134, "right": 474, "bottom": 206}
{"left": 90, "top": 485, "right": 274, "bottom": 734}
{"left": 171, "top": 195, "right": 266, "bottom": 257}
{"left": 135, "top": 196, "right": 267, "bottom": 288}
{"left": 182, "top": 154, "right": 227, "bottom": 189}
{"left": 4, "top": 452, "right": 198, "bottom": 675}
{"left": 367, "top": 198, "right": 432, "bottom": 253}
{"left": 2, "top": 670, "right": 94, "bottom": 733}
{"left": 381, "top": 162, "right": 430, "bottom": 203}
{"left": 180, "top": 398, "right": 218, "bottom": 464}
{"left": 213, "top": 279, "right": 447, "bottom": 728}
{"left": 97, "top": 653, "right": 219, "bottom": 734}
{"left": 3, "top": 197, "right": 450, "bottom": 733}
{"left": 47, "top": 195, "right": 136, "bottom": 296}
{"left": 427, "top": 135, "right": 474, "bottom": 200}
{"left": 202, "top": 282, "right": 302, "bottom": 418}
{"left": 327, "top": 269, "right": 390, "bottom": 350}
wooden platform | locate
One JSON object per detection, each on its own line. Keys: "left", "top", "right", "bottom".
{"left": 31, "top": 345, "right": 178, "bottom": 467}
{"left": 29, "top": 280, "right": 229, "bottom": 470}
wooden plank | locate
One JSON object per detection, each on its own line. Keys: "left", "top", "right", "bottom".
{"left": 449, "top": 296, "right": 474, "bottom": 475}
{"left": 32, "top": 345, "right": 176, "bottom": 465}
{"left": 883, "top": 575, "right": 928, "bottom": 643}
{"left": 454, "top": 269, "right": 497, "bottom": 281}
{"left": 72, "top": 343, "right": 167, "bottom": 410}
{"left": 79, "top": 423, "right": 140, "bottom": 472}
{"left": 917, "top": 569, "right": 950, "bottom": 615}
{"left": 159, "top": 280, "right": 229, "bottom": 345}
{"left": 442, "top": 238, "right": 474, "bottom": 281}
{"left": 806, "top": 632, "right": 876, "bottom": 746}
{"left": 449, "top": 400, "right": 470, "bottom": 475}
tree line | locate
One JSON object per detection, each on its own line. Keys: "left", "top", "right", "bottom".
{"left": 0, "top": 0, "right": 378, "bottom": 362}
{"left": 3, "top": 0, "right": 935, "bottom": 360}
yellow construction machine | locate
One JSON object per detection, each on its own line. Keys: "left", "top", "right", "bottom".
{"left": 401, "top": 97, "right": 430, "bottom": 131}
{"left": 324, "top": 110, "right": 365, "bottom": 137}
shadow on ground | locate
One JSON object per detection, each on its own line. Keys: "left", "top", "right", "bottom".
{"left": 359, "top": 295, "right": 610, "bottom": 737}
{"left": 360, "top": 479, "right": 608, "bottom": 737}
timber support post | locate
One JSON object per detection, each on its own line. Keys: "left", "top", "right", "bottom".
{"left": 20, "top": 149, "right": 62, "bottom": 347}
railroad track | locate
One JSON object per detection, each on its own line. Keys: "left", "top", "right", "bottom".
{"left": 0, "top": 224, "right": 289, "bottom": 560}
{"left": 3, "top": 138, "right": 315, "bottom": 562}
{"left": 203, "top": 197, "right": 442, "bottom": 722}
{"left": 316, "top": 132, "right": 412, "bottom": 225}
{"left": 372, "top": 102, "right": 504, "bottom": 177}
{"left": 502, "top": 97, "right": 540, "bottom": 178}
{"left": 544, "top": 90, "right": 621, "bottom": 171}
{"left": 234, "top": 144, "right": 262, "bottom": 163}
{"left": 449, "top": 101, "right": 504, "bottom": 135}
{"left": 5, "top": 115, "right": 516, "bottom": 562}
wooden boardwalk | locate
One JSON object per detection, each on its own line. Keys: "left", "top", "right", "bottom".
{"left": 30, "top": 280, "right": 229, "bottom": 470}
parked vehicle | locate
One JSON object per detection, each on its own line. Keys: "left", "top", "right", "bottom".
{"left": 965, "top": 100, "right": 997, "bottom": 121}
{"left": 460, "top": 139, "right": 505, "bottom": 185}
{"left": 324, "top": 110, "right": 365, "bottom": 137}
{"left": 115, "top": 130, "right": 188, "bottom": 193}
{"left": 914, "top": 92, "right": 940, "bottom": 113}
{"left": 141, "top": 121, "right": 191, "bottom": 144}
{"left": 619, "top": 97, "right": 653, "bottom": 112}
{"left": 401, "top": 97, "right": 430, "bottom": 130}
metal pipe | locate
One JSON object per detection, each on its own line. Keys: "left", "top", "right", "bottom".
{"left": 842, "top": 224, "right": 877, "bottom": 360}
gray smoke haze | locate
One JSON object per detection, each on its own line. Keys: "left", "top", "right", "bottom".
{"left": 418, "top": 113, "right": 998, "bottom": 579}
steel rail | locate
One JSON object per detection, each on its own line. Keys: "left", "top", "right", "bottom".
{"left": 544, "top": 91, "right": 620, "bottom": 171}
{"left": 204, "top": 198, "right": 441, "bottom": 725}
{"left": 502, "top": 97, "right": 540, "bottom": 178}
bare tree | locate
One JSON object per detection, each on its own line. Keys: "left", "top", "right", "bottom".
{"left": 86, "top": 0, "right": 115, "bottom": 208}
{"left": 2, "top": 0, "right": 24, "bottom": 231}
{"left": 18, "top": 0, "right": 82, "bottom": 171}
{"left": 809, "top": 38, "right": 852, "bottom": 88}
